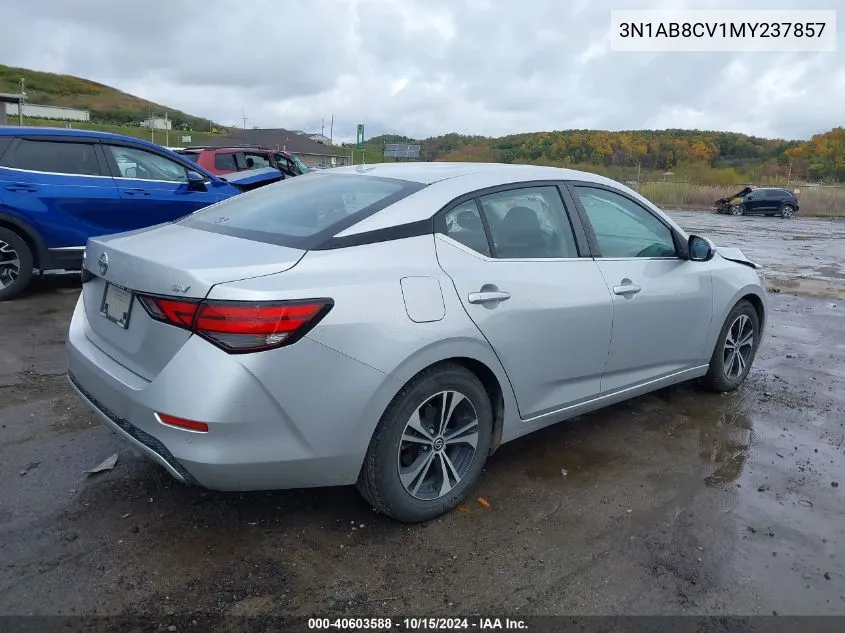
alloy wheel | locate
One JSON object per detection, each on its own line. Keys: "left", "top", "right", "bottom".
{"left": 397, "top": 390, "right": 479, "bottom": 500}
{"left": 730, "top": 205, "right": 744, "bottom": 216}
{"left": 723, "top": 314, "right": 755, "bottom": 380}
{"left": 781, "top": 205, "right": 795, "bottom": 219}
{"left": 0, "top": 240, "right": 21, "bottom": 290}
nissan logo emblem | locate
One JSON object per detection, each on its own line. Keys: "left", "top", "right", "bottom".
{"left": 98, "top": 252, "right": 109, "bottom": 276}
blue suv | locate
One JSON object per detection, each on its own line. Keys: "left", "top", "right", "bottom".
{"left": 0, "top": 127, "right": 283, "bottom": 300}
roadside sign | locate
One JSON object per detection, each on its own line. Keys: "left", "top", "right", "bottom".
{"left": 181, "top": 135, "right": 191, "bottom": 143}
{"left": 356, "top": 124, "right": 365, "bottom": 150}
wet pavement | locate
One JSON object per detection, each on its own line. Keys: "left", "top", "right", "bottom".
{"left": 671, "top": 211, "right": 845, "bottom": 299}
{"left": 0, "top": 213, "right": 843, "bottom": 619}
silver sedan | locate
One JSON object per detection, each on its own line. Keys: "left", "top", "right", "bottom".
{"left": 67, "top": 163, "right": 766, "bottom": 522}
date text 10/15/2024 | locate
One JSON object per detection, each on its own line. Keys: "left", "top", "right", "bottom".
{"left": 308, "top": 617, "right": 528, "bottom": 630}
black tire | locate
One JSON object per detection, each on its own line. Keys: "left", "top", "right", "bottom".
{"left": 700, "top": 300, "right": 760, "bottom": 392}
{"left": 357, "top": 363, "right": 493, "bottom": 523}
{"left": 0, "top": 227, "right": 34, "bottom": 301}
{"left": 779, "top": 204, "right": 796, "bottom": 219}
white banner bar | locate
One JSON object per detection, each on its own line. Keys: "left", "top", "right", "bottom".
{"left": 611, "top": 10, "right": 837, "bottom": 52}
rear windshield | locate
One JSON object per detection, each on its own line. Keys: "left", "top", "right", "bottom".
{"left": 180, "top": 173, "right": 425, "bottom": 249}
{"left": 176, "top": 151, "right": 201, "bottom": 163}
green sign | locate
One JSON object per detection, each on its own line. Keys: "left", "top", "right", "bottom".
{"left": 356, "top": 124, "right": 365, "bottom": 150}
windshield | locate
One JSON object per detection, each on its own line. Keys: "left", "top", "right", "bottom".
{"left": 291, "top": 154, "right": 309, "bottom": 173}
{"left": 180, "top": 173, "right": 424, "bottom": 249}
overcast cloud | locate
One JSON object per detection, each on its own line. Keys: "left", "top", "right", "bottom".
{"left": 0, "top": 0, "right": 841, "bottom": 141}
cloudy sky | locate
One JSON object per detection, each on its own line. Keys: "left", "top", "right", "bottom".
{"left": 0, "top": 0, "right": 841, "bottom": 141}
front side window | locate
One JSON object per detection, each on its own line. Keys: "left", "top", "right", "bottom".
{"left": 180, "top": 173, "right": 424, "bottom": 248}
{"left": 106, "top": 146, "right": 188, "bottom": 182}
{"left": 573, "top": 186, "right": 677, "bottom": 258}
{"left": 242, "top": 152, "right": 272, "bottom": 170}
{"left": 4, "top": 139, "right": 102, "bottom": 176}
{"left": 444, "top": 200, "right": 491, "bottom": 257}
{"left": 478, "top": 186, "right": 578, "bottom": 259}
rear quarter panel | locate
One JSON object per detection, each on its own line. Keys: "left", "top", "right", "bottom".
{"left": 206, "top": 234, "right": 520, "bottom": 461}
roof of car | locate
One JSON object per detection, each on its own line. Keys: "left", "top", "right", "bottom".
{"left": 326, "top": 162, "right": 612, "bottom": 185}
{"left": 180, "top": 146, "right": 274, "bottom": 152}
{"left": 0, "top": 126, "right": 172, "bottom": 153}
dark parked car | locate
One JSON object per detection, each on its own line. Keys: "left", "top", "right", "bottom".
{"left": 715, "top": 186, "right": 799, "bottom": 218}
{"left": 0, "top": 127, "right": 282, "bottom": 300}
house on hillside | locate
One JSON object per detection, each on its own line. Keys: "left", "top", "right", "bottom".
{"left": 141, "top": 116, "right": 172, "bottom": 130}
{"left": 203, "top": 128, "right": 349, "bottom": 168}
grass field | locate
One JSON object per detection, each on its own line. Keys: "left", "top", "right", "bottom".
{"left": 6, "top": 118, "right": 222, "bottom": 146}
{"left": 638, "top": 182, "right": 845, "bottom": 218}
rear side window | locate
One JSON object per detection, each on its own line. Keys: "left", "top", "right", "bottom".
{"left": 177, "top": 152, "right": 201, "bottom": 164}
{"left": 444, "top": 201, "right": 491, "bottom": 257}
{"left": 479, "top": 186, "right": 578, "bottom": 259}
{"left": 214, "top": 153, "right": 238, "bottom": 171}
{"left": 3, "top": 139, "right": 102, "bottom": 176}
{"left": 180, "top": 173, "right": 425, "bottom": 249}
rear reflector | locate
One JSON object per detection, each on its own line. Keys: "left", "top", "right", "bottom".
{"left": 138, "top": 295, "right": 333, "bottom": 353}
{"left": 156, "top": 413, "right": 209, "bottom": 433}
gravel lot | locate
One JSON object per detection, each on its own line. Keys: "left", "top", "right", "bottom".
{"left": 0, "top": 211, "right": 843, "bottom": 622}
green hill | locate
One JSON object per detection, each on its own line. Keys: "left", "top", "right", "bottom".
{"left": 0, "top": 64, "right": 221, "bottom": 132}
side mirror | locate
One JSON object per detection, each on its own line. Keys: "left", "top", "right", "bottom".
{"left": 688, "top": 235, "right": 715, "bottom": 262}
{"left": 186, "top": 170, "right": 207, "bottom": 190}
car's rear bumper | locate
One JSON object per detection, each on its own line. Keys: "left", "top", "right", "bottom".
{"left": 66, "top": 296, "right": 387, "bottom": 491}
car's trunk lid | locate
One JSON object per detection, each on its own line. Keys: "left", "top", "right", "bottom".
{"left": 82, "top": 223, "right": 305, "bottom": 380}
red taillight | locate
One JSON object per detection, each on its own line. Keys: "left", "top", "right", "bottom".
{"left": 138, "top": 296, "right": 199, "bottom": 327}
{"left": 156, "top": 413, "right": 209, "bottom": 433}
{"left": 138, "top": 295, "right": 333, "bottom": 353}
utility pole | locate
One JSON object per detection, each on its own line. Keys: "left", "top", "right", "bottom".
{"left": 19, "top": 78, "right": 25, "bottom": 125}
{"left": 242, "top": 109, "right": 248, "bottom": 130}
{"left": 165, "top": 111, "right": 169, "bottom": 147}
{"left": 321, "top": 115, "right": 325, "bottom": 137}
{"left": 787, "top": 160, "right": 793, "bottom": 186}
{"left": 330, "top": 114, "right": 334, "bottom": 144}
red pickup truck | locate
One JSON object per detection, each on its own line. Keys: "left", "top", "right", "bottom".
{"left": 173, "top": 146, "right": 310, "bottom": 178}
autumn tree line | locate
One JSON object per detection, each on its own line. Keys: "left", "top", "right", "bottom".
{"left": 365, "top": 127, "right": 845, "bottom": 185}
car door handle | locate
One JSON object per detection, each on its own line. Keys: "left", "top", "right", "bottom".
{"left": 123, "top": 188, "right": 151, "bottom": 196}
{"left": 468, "top": 291, "right": 511, "bottom": 304}
{"left": 613, "top": 284, "right": 642, "bottom": 296}
{"left": 5, "top": 183, "right": 37, "bottom": 193}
